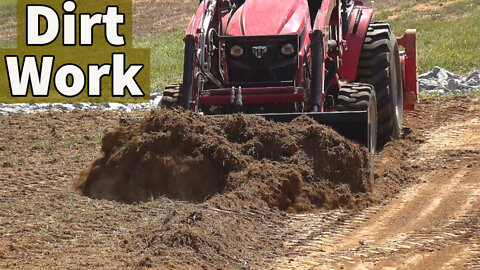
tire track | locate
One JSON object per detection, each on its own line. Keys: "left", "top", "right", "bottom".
{"left": 273, "top": 116, "right": 480, "bottom": 269}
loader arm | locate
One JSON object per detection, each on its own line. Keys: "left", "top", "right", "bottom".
{"left": 310, "top": 0, "right": 343, "bottom": 111}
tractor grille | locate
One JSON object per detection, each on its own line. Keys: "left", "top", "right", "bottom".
{"left": 222, "top": 35, "right": 299, "bottom": 87}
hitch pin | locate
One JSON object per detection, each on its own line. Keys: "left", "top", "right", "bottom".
{"left": 230, "top": 87, "right": 236, "bottom": 104}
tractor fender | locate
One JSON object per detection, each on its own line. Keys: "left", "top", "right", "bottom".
{"left": 312, "top": 0, "right": 338, "bottom": 33}
{"left": 337, "top": 6, "right": 373, "bottom": 82}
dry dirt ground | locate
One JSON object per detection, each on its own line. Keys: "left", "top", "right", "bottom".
{"left": 0, "top": 95, "right": 479, "bottom": 269}
{"left": 1, "top": 0, "right": 480, "bottom": 269}
{"left": 269, "top": 97, "right": 480, "bottom": 269}
{"left": 132, "top": 0, "right": 198, "bottom": 36}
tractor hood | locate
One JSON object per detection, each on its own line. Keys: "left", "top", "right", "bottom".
{"left": 225, "top": 0, "right": 309, "bottom": 36}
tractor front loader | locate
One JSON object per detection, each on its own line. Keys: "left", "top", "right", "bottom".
{"left": 163, "top": 0, "right": 418, "bottom": 153}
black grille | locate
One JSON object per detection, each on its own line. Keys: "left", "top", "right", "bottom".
{"left": 222, "top": 35, "right": 299, "bottom": 87}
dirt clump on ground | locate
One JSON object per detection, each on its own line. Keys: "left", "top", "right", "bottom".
{"left": 74, "top": 109, "right": 372, "bottom": 211}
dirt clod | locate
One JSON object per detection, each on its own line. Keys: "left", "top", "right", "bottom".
{"left": 75, "top": 109, "right": 373, "bottom": 211}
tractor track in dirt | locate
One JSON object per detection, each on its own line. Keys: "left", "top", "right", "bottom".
{"left": 268, "top": 99, "right": 480, "bottom": 269}
{"left": 271, "top": 169, "right": 480, "bottom": 269}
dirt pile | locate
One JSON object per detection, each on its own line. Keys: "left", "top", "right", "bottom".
{"left": 75, "top": 109, "right": 373, "bottom": 210}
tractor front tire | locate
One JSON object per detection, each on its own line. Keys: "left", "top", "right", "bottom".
{"left": 338, "top": 82, "right": 377, "bottom": 154}
{"left": 356, "top": 22, "right": 403, "bottom": 148}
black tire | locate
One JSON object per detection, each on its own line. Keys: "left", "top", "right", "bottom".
{"left": 161, "top": 85, "right": 181, "bottom": 109}
{"left": 356, "top": 22, "right": 403, "bottom": 148}
{"left": 337, "top": 82, "right": 377, "bottom": 154}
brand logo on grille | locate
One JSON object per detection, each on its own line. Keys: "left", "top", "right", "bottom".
{"left": 252, "top": 46, "right": 268, "bottom": 59}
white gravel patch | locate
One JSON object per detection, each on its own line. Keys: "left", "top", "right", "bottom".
{"left": 0, "top": 92, "right": 163, "bottom": 115}
{"left": 419, "top": 66, "right": 480, "bottom": 96}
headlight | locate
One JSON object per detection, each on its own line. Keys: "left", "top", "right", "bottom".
{"left": 230, "top": 45, "right": 244, "bottom": 57}
{"left": 281, "top": 43, "right": 295, "bottom": 56}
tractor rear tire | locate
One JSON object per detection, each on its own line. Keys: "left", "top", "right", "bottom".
{"left": 162, "top": 35, "right": 196, "bottom": 110}
{"left": 337, "top": 82, "right": 377, "bottom": 154}
{"left": 356, "top": 22, "right": 403, "bottom": 148}
{"left": 161, "top": 85, "right": 182, "bottom": 109}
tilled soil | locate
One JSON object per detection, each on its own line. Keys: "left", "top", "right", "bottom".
{"left": 0, "top": 95, "right": 479, "bottom": 269}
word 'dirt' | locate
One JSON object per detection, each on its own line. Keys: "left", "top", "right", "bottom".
{"left": 27, "top": 1, "right": 125, "bottom": 46}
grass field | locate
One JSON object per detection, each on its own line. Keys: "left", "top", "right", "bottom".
{"left": 0, "top": 0, "right": 16, "bottom": 48}
{"left": 134, "top": 31, "right": 185, "bottom": 92}
{"left": 393, "top": 11, "right": 480, "bottom": 75}
{"left": 380, "top": 0, "right": 480, "bottom": 74}
{"left": 0, "top": 0, "right": 478, "bottom": 91}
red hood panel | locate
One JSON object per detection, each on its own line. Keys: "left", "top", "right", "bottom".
{"left": 226, "top": 0, "right": 308, "bottom": 36}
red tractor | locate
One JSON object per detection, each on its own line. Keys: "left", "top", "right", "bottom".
{"left": 163, "top": 0, "right": 418, "bottom": 153}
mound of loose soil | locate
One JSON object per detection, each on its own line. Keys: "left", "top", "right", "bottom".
{"left": 74, "top": 109, "right": 373, "bottom": 211}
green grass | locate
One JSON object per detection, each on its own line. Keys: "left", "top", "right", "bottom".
{"left": 0, "top": 0, "right": 16, "bottom": 48}
{"left": 0, "top": 0, "right": 16, "bottom": 28}
{"left": 134, "top": 30, "right": 185, "bottom": 92}
{"left": 374, "top": 9, "right": 395, "bottom": 21}
{"left": 420, "top": 88, "right": 480, "bottom": 98}
{"left": 392, "top": 8, "right": 480, "bottom": 74}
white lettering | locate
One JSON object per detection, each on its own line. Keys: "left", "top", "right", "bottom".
{"left": 6, "top": 56, "right": 54, "bottom": 96}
